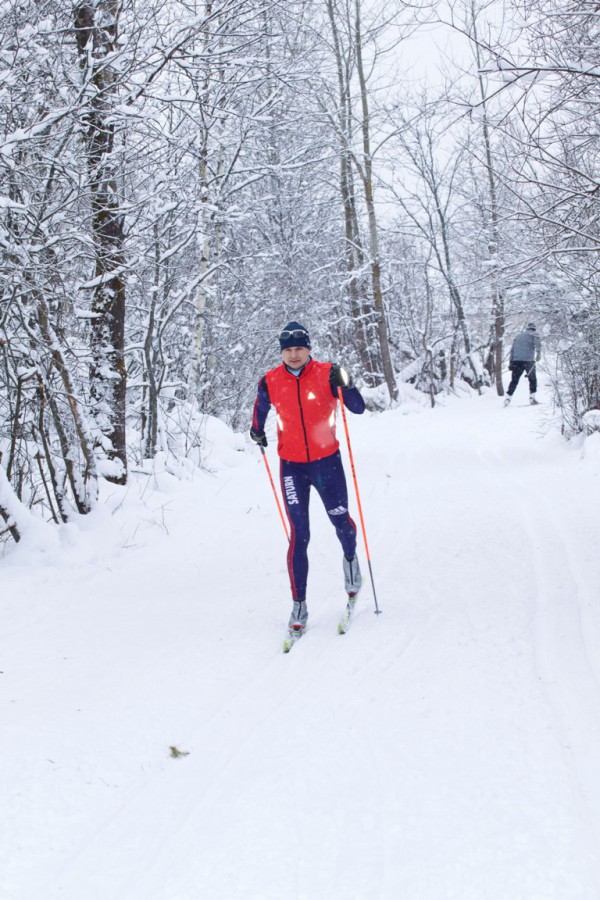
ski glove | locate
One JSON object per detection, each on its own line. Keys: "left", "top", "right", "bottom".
{"left": 329, "top": 363, "right": 353, "bottom": 389}
{"left": 250, "top": 428, "right": 267, "bottom": 448}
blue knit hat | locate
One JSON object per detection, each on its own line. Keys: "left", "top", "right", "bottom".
{"left": 279, "top": 321, "right": 311, "bottom": 351}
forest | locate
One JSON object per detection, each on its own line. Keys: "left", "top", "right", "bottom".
{"left": 1, "top": 0, "right": 599, "bottom": 542}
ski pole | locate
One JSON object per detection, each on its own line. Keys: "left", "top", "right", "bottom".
{"left": 337, "top": 387, "right": 381, "bottom": 615}
{"left": 259, "top": 446, "right": 290, "bottom": 542}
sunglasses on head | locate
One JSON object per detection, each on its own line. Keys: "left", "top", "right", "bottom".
{"left": 280, "top": 329, "right": 308, "bottom": 340}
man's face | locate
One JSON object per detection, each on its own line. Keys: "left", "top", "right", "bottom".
{"left": 282, "top": 346, "right": 310, "bottom": 370}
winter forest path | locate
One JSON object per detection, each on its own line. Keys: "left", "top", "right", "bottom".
{"left": 3, "top": 382, "right": 600, "bottom": 899}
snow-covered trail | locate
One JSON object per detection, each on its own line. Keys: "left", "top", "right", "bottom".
{"left": 3, "top": 385, "right": 600, "bottom": 900}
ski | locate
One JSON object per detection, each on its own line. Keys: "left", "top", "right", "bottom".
{"left": 282, "top": 625, "right": 305, "bottom": 653}
{"left": 283, "top": 595, "right": 359, "bottom": 649}
{"left": 338, "top": 596, "right": 358, "bottom": 635}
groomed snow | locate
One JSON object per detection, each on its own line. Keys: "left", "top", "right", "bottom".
{"left": 3, "top": 379, "right": 600, "bottom": 899}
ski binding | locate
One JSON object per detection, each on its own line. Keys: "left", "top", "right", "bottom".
{"left": 283, "top": 624, "right": 305, "bottom": 653}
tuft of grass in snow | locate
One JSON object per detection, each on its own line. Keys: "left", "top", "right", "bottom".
{"left": 169, "top": 745, "right": 190, "bottom": 759}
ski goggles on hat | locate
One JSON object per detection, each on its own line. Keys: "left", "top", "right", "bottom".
{"left": 279, "top": 328, "right": 309, "bottom": 341}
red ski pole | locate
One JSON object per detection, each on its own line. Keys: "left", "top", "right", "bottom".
{"left": 259, "top": 446, "right": 290, "bottom": 542}
{"left": 337, "top": 387, "right": 381, "bottom": 614}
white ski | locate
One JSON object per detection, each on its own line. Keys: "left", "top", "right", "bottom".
{"left": 338, "top": 596, "right": 358, "bottom": 634}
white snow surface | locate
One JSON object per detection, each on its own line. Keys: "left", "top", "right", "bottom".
{"left": 3, "top": 381, "right": 600, "bottom": 900}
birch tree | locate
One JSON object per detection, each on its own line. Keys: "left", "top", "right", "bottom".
{"left": 477, "top": 0, "right": 600, "bottom": 427}
{"left": 0, "top": 2, "right": 100, "bottom": 520}
{"left": 319, "top": 0, "right": 414, "bottom": 401}
{"left": 467, "top": 1, "right": 507, "bottom": 394}
{"left": 391, "top": 103, "right": 483, "bottom": 388}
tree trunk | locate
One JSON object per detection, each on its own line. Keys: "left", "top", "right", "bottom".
{"left": 189, "top": 0, "right": 222, "bottom": 407}
{"left": 36, "top": 293, "right": 99, "bottom": 513}
{"left": 472, "top": 3, "right": 505, "bottom": 395}
{"left": 354, "top": 0, "right": 398, "bottom": 401}
{"left": 74, "top": 1, "right": 127, "bottom": 484}
{"left": 430, "top": 178, "right": 481, "bottom": 391}
{"left": 0, "top": 461, "right": 22, "bottom": 543}
{"left": 143, "top": 222, "right": 161, "bottom": 459}
{"left": 325, "top": 0, "right": 375, "bottom": 379}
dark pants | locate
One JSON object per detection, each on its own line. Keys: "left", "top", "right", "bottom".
{"left": 507, "top": 361, "right": 537, "bottom": 396}
{"left": 280, "top": 450, "right": 357, "bottom": 601}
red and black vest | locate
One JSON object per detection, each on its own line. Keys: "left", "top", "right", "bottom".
{"left": 265, "top": 360, "right": 338, "bottom": 463}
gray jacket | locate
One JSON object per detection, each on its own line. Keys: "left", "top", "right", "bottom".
{"left": 510, "top": 329, "right": 541, "bottom": 363}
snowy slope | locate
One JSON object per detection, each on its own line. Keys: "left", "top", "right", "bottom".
{"left": 3, "top": 381, "right": 600, "bottom": 900}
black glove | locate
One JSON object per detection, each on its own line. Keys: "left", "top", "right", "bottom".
{"left": 329, "top": 363, "right": 353, "bottom": 389}
{"left": 250, "top": 428, "right": 267, "bottom": 448}
{"left": 508, "top": 361, "right": 514, "bottom": 371}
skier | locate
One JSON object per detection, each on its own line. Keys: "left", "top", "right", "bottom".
{"left": 250, "top": 321, "right": 365, "bottom": 638}
{"left": 504, "top": 322, "right": 542, "bottom": 407}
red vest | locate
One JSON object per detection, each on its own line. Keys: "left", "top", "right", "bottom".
{"left": 265, "top": 360, "right": 338, "bottom": 462}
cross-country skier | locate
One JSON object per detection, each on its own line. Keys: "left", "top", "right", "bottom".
{"left": 504, "top": 322, "right": 542, "bottom": 407}
{"left": 250, "top": 321, "right": 365, "bottom": 636}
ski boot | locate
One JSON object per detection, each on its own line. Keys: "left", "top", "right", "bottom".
{"left": 283, "top": 599, "right": 308, "bottom": 652}
{"left": 343, "top": 555, "right": 362, "bottom": 597}
{"left": 339, "top": 556, "right": 362, "bottom": 634}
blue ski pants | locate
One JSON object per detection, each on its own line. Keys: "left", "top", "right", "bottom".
{"left": 507, "top": 360, "right": 537, "bottom": 396}
{"left": 280, "top": 450, "right": 357, "bottom": 601}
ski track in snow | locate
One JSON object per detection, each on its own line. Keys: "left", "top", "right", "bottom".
{"left": 3, "top": 384, "right": 600, "bottom": 899}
